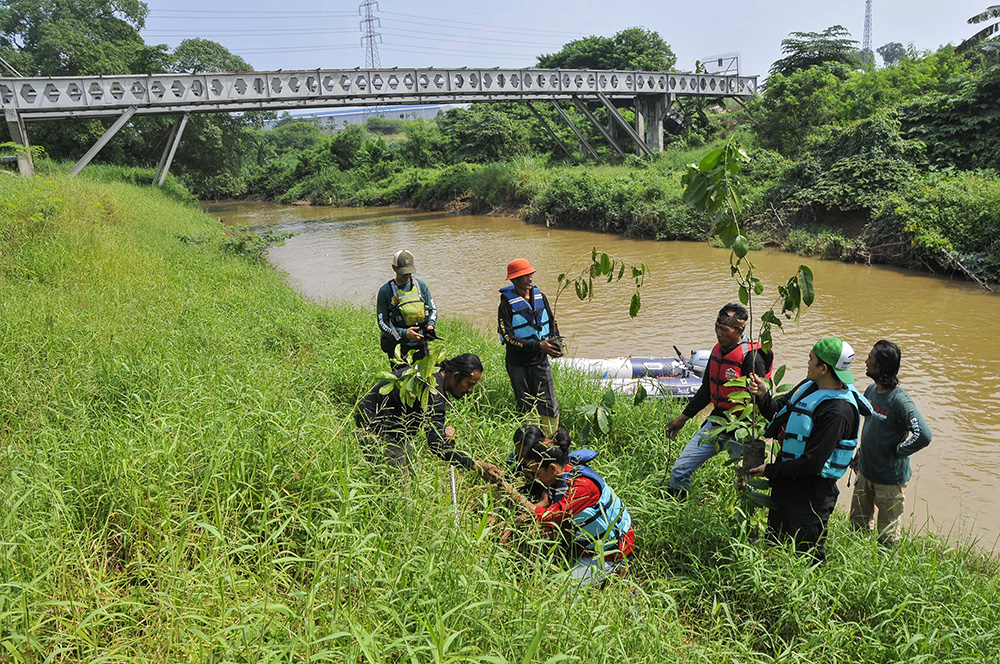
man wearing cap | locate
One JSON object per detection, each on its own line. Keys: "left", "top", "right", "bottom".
{"left": 848, "top": 340, "right": 932, "bottom": 546}
{"left": 665, "top": 303, "right": 773, "bottom": 498}
{"left": 377, "top": 249, "right": 437, "bottom": 365}
{"left": 747, "top": 337, "right": 873, "bottom": 563}
{"left": 498, "top": 258, "right": 563, "bottom": 435}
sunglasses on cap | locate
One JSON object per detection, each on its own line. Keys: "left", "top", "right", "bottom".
{"left": 716, "top": 314, "right": 747, "bottom": 329}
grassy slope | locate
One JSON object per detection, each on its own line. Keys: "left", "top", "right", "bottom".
{"left": 1, "top": 173, "right": 998, "bottom": 663}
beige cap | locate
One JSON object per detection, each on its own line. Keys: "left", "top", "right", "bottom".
{"left": 392, "top": 249, "right": 415, "bottom": 275}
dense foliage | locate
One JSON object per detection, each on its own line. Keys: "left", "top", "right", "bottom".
{"left": 3, "top": 2, "right": 1000, "bottom": 285}
{"left": 536, "top": 27, "right": 676, "bottom": 71}
{"left": 2, "top": 172, "right": 998, "bottom": 662}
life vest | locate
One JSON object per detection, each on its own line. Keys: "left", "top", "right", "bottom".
{"left": 389, "top": 279, "right": 427, "bottom": 328}
{"left": 708, "top": 341, "right": 774, "bottom": 410}
{"left": 498, "top": 284, "right": 551, "bottom": 342}
{"left": 769, "top": 380, "right": 873, "bottom": 480}
{"left": 564, "top": 464, "right": 633, "bottom": 551}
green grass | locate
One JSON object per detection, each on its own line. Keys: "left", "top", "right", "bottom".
{"left": 1, "top": 173, "right": 998, "bottom": 662}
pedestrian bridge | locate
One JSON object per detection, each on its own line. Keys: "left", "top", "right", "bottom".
{"left": 2, "top": 67, "right": 757, "bottom": 181}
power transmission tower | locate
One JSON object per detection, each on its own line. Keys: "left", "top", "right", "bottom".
{"left": 861, "top": 0, "right": 874, "bottom": 69}
{"left": 359, "top": 0, "right": 382, "bottom": 69}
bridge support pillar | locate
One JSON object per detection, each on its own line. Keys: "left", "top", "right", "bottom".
{"left": 70, "top": 106, "right": 138, "bottom": 177}
{"left": 635, "top": 93, "right": 673, "bottom": 152}
{"left": 550, "top": 101, "right": 598, "bottom": 160}
{"left": 525, "top": 103, "right": 578, "bottom": 165}
{"left": 571, "top": 96, "right": 626, "bottom": 158}
{"left": 153, "top": 113, "right": 190, "bottom": 187}
{"left": 4, "top": 108, "right": 34, "bottom": 177}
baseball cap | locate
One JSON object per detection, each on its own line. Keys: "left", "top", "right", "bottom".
{"left": 392, "top": 249, "right": 415, "bottom": 275}
{"left": 812, "top": 337, "right": 856, "bottom": 385}
{"left": 506, "top": 258, "right": 535, "bottom": 281}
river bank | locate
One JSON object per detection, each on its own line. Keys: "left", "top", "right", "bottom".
{"left": 239, "top": 137, "right": 1000, "bottom": 290}
{"left": 3, "top": 172, "right": 998, "bottom": 661}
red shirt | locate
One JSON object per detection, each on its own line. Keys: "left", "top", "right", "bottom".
{"left": 532, "top": 465, "right": 636, "bottom": 557}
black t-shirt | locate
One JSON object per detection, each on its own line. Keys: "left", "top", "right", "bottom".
{"left": 355, "top": 369, "right": 475, "bottom": 469}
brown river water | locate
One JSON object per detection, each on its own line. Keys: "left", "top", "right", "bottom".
{"left": 206, "top": 201, "right": 1000, "bottom": 550}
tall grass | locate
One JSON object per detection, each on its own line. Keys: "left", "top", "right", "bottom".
{"left": 1, "top": 173, "right": 997, "bottom": 662}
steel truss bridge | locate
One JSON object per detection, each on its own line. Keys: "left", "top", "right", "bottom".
{"left": 2, "top": 67, "right": 757, "bottom": 183}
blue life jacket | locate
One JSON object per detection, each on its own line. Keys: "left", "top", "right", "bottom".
{"left": 771, "top": 380, "right": 873, "bottom": 479}
{"left": 563, "top": 464, "right": 632, "bottom": 551}
{"left": 498, "top": 284, "right": 551, "bottom": 342}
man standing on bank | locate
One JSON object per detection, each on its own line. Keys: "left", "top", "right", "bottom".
{"left": 377, "top": 249, "right": 437, "bottom": 365}
{"left": 665, "top": 303, "right": 773, "bottom": 498}
{"left": 748, "top": 337, "right": 872, "bottom": 563}
{"left": 498, "top": 258, "right": 563, "bottom": 435}
{"left": 848, "top": 340, "right": 932, "bottom": 546}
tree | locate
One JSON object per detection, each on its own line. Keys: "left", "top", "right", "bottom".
{"left": 172, "top": 37, "right": 251, "bottom": 73}
{"left": 769, "top": 25, "right": 863, "bottom": 76}
{"left": 750, "top": 63, "right": 851, "bottom": 155}
{"left": 0, "top": 0, "right": 169, "bottom": 76}
{"left": 437, "top": 105, "right": 531, "bottom": 162}
{"left": 536, "top": 27, "right": 676, "bottom": 71}
{"left": 877, "top": 42, "right": 908, "bottom": 67}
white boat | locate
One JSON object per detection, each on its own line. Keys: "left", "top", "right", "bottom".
{"left": 554, "top": 349, "right": 710, "bottom": 400}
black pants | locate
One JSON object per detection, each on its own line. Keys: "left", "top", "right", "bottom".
{"left": 767, "top": 479, "right": 839, "bottom": 563}
{"left": 505, "top": 356, "right": 559, "bottom": 417}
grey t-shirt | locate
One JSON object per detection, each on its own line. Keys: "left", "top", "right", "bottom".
{"left": 858, "top": 383, "right": 932, "bottom": 485}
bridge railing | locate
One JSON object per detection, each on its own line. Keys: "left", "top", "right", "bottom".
{"left": 1, "top": 68, "right": 757, "bottom": 118}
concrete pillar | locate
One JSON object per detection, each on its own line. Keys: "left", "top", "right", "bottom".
{"left": 4, "top": 108, "right": 34, "bottom": 177}
{"left": 635, "top": 94, "right": 671, "bottom": 152}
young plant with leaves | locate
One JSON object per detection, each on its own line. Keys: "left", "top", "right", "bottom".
{"left": 552, "top": 248, "right": 648, "bottom": 441}
{"left": 681, "top": 138, "right": 816, "bottom": 520}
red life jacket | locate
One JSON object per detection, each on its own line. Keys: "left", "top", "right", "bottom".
{"left": 708, "top": 341, "right": 774, "bottom": 410}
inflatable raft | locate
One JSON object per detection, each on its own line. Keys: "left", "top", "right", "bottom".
{"left": 555, "top": 349, "right": 710, "bottom": 400}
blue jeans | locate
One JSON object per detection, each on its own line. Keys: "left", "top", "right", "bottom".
{"left": 668, "top": 421, "right": 742, "bottom": 491}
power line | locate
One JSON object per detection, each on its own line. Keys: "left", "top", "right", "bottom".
{"left": 150, "top": 9, "right": 357, "bottom": 16}
{"left": 381, "top": 26, "right": 569, "bottom": 48}
{"left": 379, "top": 10, "right": 586, "bottom": 37}
{"left": 145, "top": 29, "right": 361, "bottom": 37}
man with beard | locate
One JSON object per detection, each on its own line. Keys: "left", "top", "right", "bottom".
{"left": 848, "top": 340, "right": 932, "bottom": 546}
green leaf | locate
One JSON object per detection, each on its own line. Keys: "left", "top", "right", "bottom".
{"left": 751, "top": 277, "right": 764, "bottom": 295}
{"left": 596, "top": 407, "right": 610, "bottom": 434}
{"left": 772, "top": 364, "right": 786, "bottom": 386}
{"left": 617, "top": 262, "right": 625, "bottom": 280}
{"left": 760, "top": 326, "right": 772, "bottom": 352}
{"left": 699, "top": 147, "right": 724, "bottom": 171}
{"left": 600, "top": 252, "right": 611, "bottom": 275}
{"left": 798, "top": 265, "right": 815, "bottom": 307}
{"left": 633, "top": 383, "right": 647, "bottom": 406}
{"left": 601, "top": 388, "right": 616, "bottom": 410}
{"left": 629, "top": 293, "right": 641, "bottom": 318}
{"left": 738, "top": 285, "right": 749, "bottom": 305}
{"left": 717, "top": 219, "right": 738, "bottom": 247}
{"left": 733, "top": 234, "right": 749, "bottom": 259}
{"left": 746, "top": 477, "right": 770, "bottom": 490}
{"left": 520, "top": 624, "right": 545, "bottom": 664}
{"left": 744, "top": 489, "right": 775, "bottom": 509}
{"left": 378, "top": 383, "right": 395, "bottom": 395}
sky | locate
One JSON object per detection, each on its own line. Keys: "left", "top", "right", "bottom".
{"left": 138, "top": 0, "right": 995, "bottom": 78}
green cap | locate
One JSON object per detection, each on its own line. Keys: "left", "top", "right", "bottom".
{"left": 812, "top": 337, "right": 856, "bottom": 385}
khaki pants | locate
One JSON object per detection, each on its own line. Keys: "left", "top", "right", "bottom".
{"left": 849, "top": 473, "right": 906, "bottom": 546}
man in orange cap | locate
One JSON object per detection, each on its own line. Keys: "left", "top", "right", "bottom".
{"left": 498, "top": 258, "right": 563, "bottom": 435}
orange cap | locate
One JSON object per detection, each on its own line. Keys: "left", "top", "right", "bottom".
{"left": 506, "top": 258, "right": 535, "bottom": 281}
